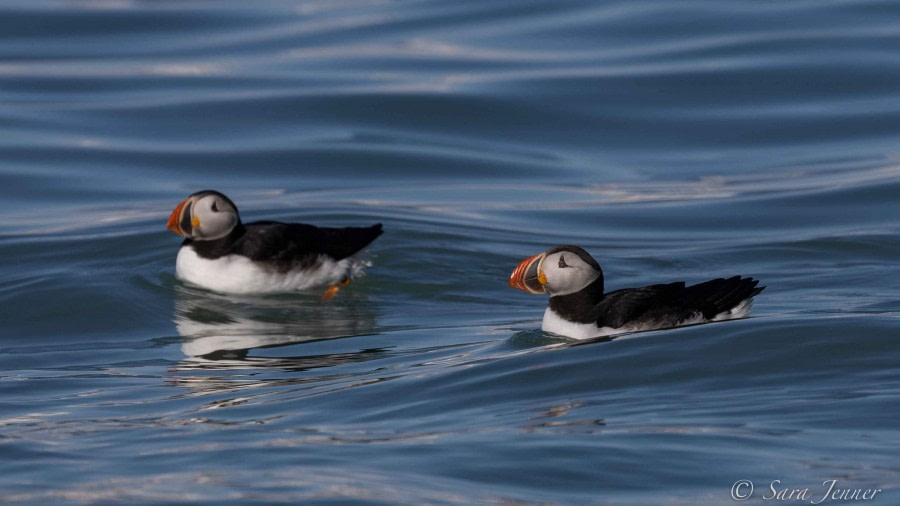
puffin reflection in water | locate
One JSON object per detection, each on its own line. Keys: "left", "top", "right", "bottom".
{"left": 510, "top": 245, "right": 764, "bottom": 340}
{"left": 167, "top": 190, "right": 382, "bottom": 300}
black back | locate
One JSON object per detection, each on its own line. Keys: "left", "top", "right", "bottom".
{"left": 550, "top": 275, "right": 765, "bottom": 329}
{"left": 186, "top": 221, "right": 383, "bottom": 272}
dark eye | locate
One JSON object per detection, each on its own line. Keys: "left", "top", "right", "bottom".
{"left": 211, "top": 201, "right": 219, "bottom": 212}
{"left": 558, "top": 256, "right": 568, "bottom": 268}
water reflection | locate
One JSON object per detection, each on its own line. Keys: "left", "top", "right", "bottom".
{"left": 172, "top": 285, "right": 380, "bottom": 371}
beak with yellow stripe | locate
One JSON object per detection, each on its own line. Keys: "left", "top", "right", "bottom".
{"left": 166, "top": 196, "right": 198, "bottom": 237}
{"left": 509, "top": 253, "right": 548, "bottom": 294}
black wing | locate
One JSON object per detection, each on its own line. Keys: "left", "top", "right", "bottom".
{"left": 593, "top": 282, "right": 687, "bottom": 328}
{"left": 593, "top": 276, "right": 764, "bottom": 328}
{"left": 234, "top": 221, "right": 382, "bottom": 270}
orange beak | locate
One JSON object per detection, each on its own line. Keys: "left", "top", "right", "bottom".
{"left": 166, "top": 197, "right": 193, "bottom": 237}
{"left": 509, "top": 253, "right": 546, "bottom": 294}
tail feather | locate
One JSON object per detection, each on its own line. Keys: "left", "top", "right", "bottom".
{"left": 319, "top": 223, "right": 383, "bottom": 260}
{"left": 686, "top": 276, "right": 765, "bottom": 319}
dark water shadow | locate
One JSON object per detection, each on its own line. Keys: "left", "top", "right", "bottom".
{"left": 506, "top": 328, "right": 574, "bottom": 349}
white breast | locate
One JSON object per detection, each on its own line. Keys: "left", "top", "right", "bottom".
{"left": 542, "top": 307, "right": 664, "bottom": 340}
{"left": 175, "top": 246, "right": 367, "bottom": 294}
{"left": 541, "top": 308, "right": 609, "bottom": 340}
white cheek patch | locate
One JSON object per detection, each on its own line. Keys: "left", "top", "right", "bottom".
{"left": 544, "top": 266, "right": 600, "bottom": 296}
{"left": 195, "top": 212, "right": 237, "bottom": 240}
{"left": 192, "top": 196, "right": 238, "bottom": 240}
{"left": 539, "top": 252, "right": 602, "bottom": 296}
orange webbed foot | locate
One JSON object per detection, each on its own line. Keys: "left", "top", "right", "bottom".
{"left": 321, "top": 285, "right": 340, "bottom": 301}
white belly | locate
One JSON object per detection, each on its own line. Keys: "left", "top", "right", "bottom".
{"left": 541, "top": 307, "right": 627, "bottom": 340}
{"left": 541, "top": 299, "right": 755, "bottom": 340}
{"left": 175, "top": 246, "right": 366, "bottom": 294}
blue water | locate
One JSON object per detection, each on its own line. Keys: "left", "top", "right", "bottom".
{"left": 1, "top": 1, "right": 899, "bottom": 503}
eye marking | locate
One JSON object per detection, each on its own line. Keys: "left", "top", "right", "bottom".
{"left": 558, "top": 256, "right": 568, "bottom": 268}
{"left": 211, "top": 201, "right": 219, "bottom": 212}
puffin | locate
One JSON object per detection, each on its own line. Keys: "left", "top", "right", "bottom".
{"left": 166, "top": 190, "right": 382, "bottom": 299}
{"left": 509, "top": 245, "right": 765, "bottom": 339}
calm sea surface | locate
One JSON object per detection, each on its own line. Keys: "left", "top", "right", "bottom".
{"left": 1, "top": 1, "right": 898, "bottom": 504}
